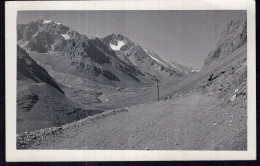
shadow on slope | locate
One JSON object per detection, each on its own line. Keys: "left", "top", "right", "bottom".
{"left": 17, "top": 45, "right": 103, "bottom": 133}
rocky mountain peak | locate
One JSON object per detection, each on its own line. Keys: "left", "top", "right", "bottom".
{"left": 105, "top": 33, "right": 128, "bottom": 41}
{"left": 17, "top": 20, "right": 81, "bottom": 53}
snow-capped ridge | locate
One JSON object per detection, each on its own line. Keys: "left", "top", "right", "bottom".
{"left": 37, "top": 20, "right": 63, "bottom": 26}
{"left": 43, "top": 20, "right": 53, "bottom": 24}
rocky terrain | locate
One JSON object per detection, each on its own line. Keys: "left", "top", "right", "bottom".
{"left": 16, "top": 13, "right": 247, "bottom": 150}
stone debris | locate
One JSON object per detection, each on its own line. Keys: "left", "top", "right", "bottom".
{"left": 218, "top": 85, "right": 223, "bottom": 91}
{"left": 231, "top": 94, "right": 237, "bottom": 102}
{"left": 17, "top": 107, "right": 129, "bottom": 149}
{"left": 234, "top": 88, "right": 239, "bottom": 93}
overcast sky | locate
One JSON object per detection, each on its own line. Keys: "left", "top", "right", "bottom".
{"left": 17, "top": 10, "right": 244, "bottom": 69}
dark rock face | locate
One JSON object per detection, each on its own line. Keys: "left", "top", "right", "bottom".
{"left": 102, "top": 70, "right": 120, "bottom": 81}
{"left": 84, "top": 39, "right": 112, "bottom": 64}
{"left": 17, "top": 45, "right": 63, "bottom": 93}
{"left": 204, "top": 13, "right": 247, "bottom": 67}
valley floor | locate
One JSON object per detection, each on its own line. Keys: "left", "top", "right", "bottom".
{"left": 23, "top": 92, "right": 246, "bottom": 150}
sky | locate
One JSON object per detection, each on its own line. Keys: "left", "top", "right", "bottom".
{"left": 17, "top": 10, "right": 244, "bottom": 69}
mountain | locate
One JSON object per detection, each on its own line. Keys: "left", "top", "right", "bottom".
{"left": 61, "top": 36, "right": 151, "bottom": 87}
{"left": 102, "top": 34, "right": 186, "bottom": 80}
{"left": 17, "top": 20, "right": 82, "bottom": 53}
{"left": 204, "top": 13, "right": 247, "bottom": 68}
{"left": 17, "top": 45, "right": 102, "bottom": 133}
{"left": 17, "top": 20, "right": 190, "bottom": 87}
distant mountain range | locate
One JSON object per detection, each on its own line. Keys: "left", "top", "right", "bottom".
{"left": 17, "top": 20, "right": 195, "bottom": 86}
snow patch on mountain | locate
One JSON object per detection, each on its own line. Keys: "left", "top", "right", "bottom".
{"left": 144, "top": 48, "right": 167, "bottom": 66}
{"left": 43, "top": 20, "right": 52, "bottom": 24}
{"left": 110, "top": 40, "right": 125, "bottom": 51}
{"left": 62, "top": 34, "right": 70, "bottom": 40}
{"left": 32, "top": 31, "right": 39, "bottom": 38}
{"left": 147, "top": 53, "right": 167, "bottom": 66}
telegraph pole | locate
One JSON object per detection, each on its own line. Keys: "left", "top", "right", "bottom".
{"left": 156, "top": 79, "right": 159, "bottom": 101}
{"left": 153, "top": 75, "right": 160, "bottom": 101}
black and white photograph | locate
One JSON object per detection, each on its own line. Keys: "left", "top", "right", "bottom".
{"left": 5, "top": 0, "right": 256, "bottom": 161}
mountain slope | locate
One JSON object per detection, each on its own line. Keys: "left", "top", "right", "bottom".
{"left": 17, "top": 45, "right": 103, "bottom": 133}
{"left": 17, "top": 45, "right": 63, "bottom": 93}
{"left": 61, "top": 37, "right": 151, "bottom": 87}
{"left": 204, "top": 13, "right": 247, "bottom": 68}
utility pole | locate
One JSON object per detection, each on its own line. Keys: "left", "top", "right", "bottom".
{"left": 156, "top": 79, "right": 159, "bottom": 101}
{"left": 153, "top": 75, "right": 160, "bottom": 101}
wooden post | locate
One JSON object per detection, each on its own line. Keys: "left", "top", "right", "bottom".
{"left": 153, "top": 75, "right": 160, "bottom": 101}
{"left": 156, "top": 79, "right": 159, "bottom": 101}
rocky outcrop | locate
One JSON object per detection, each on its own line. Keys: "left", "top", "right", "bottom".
{"left": 204, "top": 13, "right": 247, "bottom": 67}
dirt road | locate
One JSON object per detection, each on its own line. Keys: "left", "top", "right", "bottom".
{"left": 28, "top": 92, "right": 246, "bottom": 150}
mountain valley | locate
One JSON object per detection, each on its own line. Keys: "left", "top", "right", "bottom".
{"left": 16, "top": 12, "right": 248, "bottom": 150}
